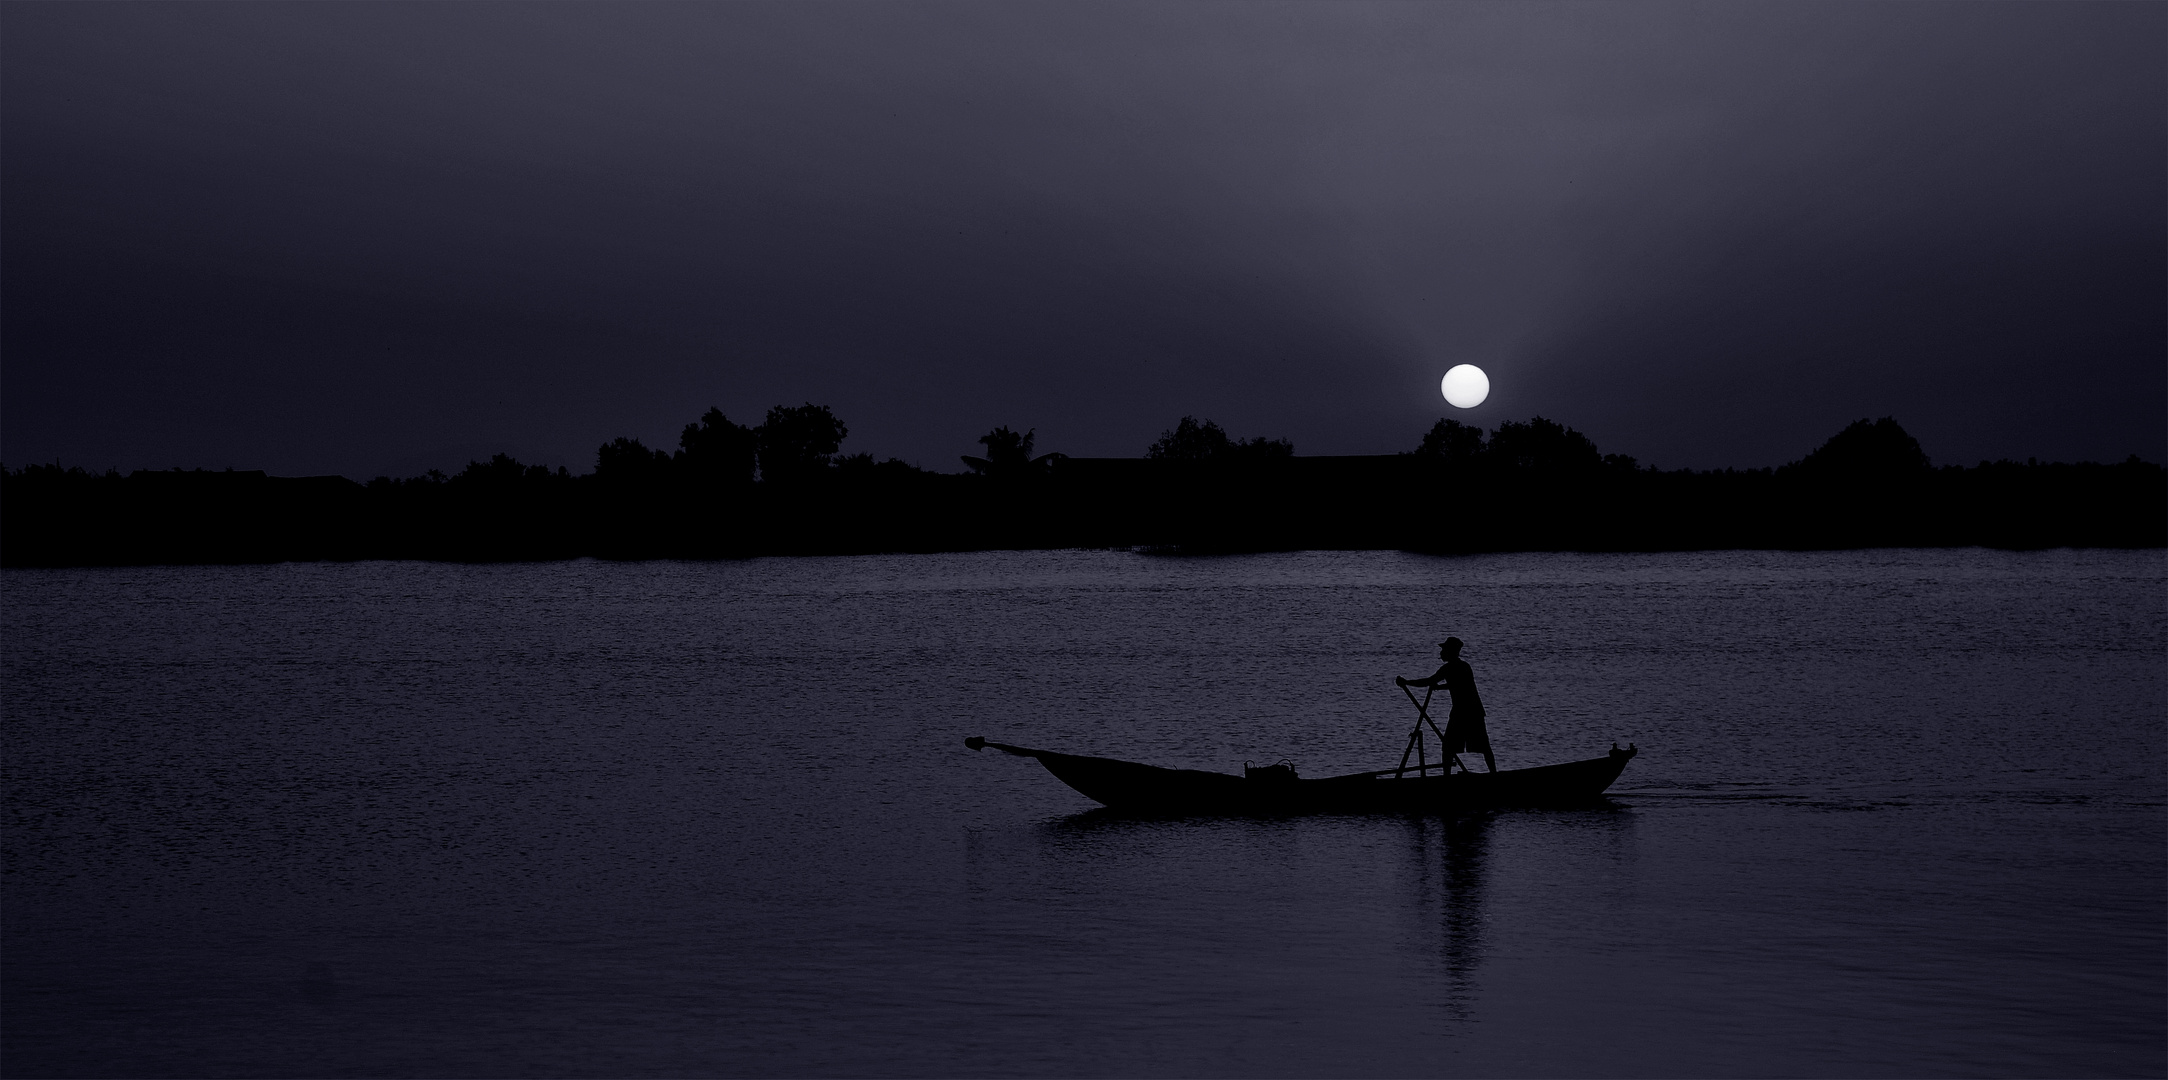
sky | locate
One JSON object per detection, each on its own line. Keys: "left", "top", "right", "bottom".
{"left": 4, "top": 2, "right": 2161, "bottom": 478}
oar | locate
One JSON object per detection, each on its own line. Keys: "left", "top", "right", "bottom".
{"left": 1397, "top": 682, "right": 1467, "bottom": 775}
{"left": 1393, "top": 683, "right": 1445, "bottom": 778}
{"left": 1400, "top": 682, "right": 1448, "bottom": 743}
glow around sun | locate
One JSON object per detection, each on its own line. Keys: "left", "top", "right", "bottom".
{"left": 1441, "top": 364, "right": 1489, "bottom": 409}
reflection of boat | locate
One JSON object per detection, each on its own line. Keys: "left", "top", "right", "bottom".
{"left": 964, "top": 737, "right": 1637, "bottom": 813}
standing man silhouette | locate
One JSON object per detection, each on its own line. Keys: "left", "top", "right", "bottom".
{"left": 1396, "top": 637, "right": 1495, "bottom": 773}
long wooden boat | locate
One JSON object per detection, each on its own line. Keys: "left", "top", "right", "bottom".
{"left": 964, "top": 737, "right": 1637, "bottom": 814}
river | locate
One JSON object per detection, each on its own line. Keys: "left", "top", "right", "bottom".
{"left": 4, "top": 549, "right": 2161, "bottom": 1077}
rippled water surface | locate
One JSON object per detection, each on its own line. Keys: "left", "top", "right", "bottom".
{"left": 5, "top": 549, "right": 2163, "bottom": 1077}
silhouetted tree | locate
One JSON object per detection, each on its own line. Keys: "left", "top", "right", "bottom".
{"left": 1147, "top": 416, "right": 1228, "bottom": 461}
{"left": 962, "top": 426, "right": 1062, "bottom": 478}
{"left": 1786, "top": 417, "right": 1930, "bottom": 477}
{"left": 1486, "top": 417, "right": 1601, "bottom": 475}
{"left": 1146, "top": 416, "right": 1293, "bottom": 462}
{"left": 1414, "top": 418, "right": 1486, "bottom": 466}
{"left": 451, "top": 453, "right": 564, "bottom": 490}
{"left": 1227, "top": 434, "right": 1294, "bottom": 460}
{"left": 755, "top": 403, "right": 847, "bottom": 484}
{"left": 594, "top": 436, "right": 673, "bottom": 485}
{"left": 456, "top": 453, "right": 525, "bottom": 487}
{"left": 677, "top": 407, "right": 757, "bottom": 486}
{"left": 5, "top": 463, "right": 109, "bottom": 482}
{"left": 7, "top": 414, "right": 2165, "bottom": 564}
{"left": 834, "top": 452, "right": 926, "bottom": 481}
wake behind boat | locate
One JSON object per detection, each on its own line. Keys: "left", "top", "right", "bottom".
{"left": 963, "top": 737, "right": 1638, "bottom": 814}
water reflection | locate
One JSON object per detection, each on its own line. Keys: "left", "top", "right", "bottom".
{"left": 1408, "top": 802, "right": 1639, "bottom": 1027}
{"left": 1014, "top": 801, "right": 1644, "bottom": 1048}
{"left": 1409, "top": 812, "right": 1492, "bottom": 1022}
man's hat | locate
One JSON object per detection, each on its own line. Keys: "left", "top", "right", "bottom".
{"left": 1439, "top": 636, "right": 1464, "bottom": 650}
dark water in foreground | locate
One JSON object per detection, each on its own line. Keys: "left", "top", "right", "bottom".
{"left": 4, "top": 549, "right": 2162, "bottom": 1078}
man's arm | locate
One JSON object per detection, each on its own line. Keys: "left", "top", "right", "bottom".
{"left": 1396, "top": 664, "right": 1451, "bottom": 688}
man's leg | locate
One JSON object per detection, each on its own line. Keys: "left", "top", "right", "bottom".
{"left": 1472, "top": 716, "right": 1496, "bottom": 772}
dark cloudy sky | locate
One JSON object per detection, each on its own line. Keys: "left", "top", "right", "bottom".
{"left": 5, "top": 2, "right": 2161, "bottom": 478}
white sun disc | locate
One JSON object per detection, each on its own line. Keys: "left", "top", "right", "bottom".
{"left": 1441, "top": 364, "right": 1489, "bottom": 409}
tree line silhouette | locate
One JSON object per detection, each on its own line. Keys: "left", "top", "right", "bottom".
{"left": 4, "top": 406, "right": 2160, "bottom": 565}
